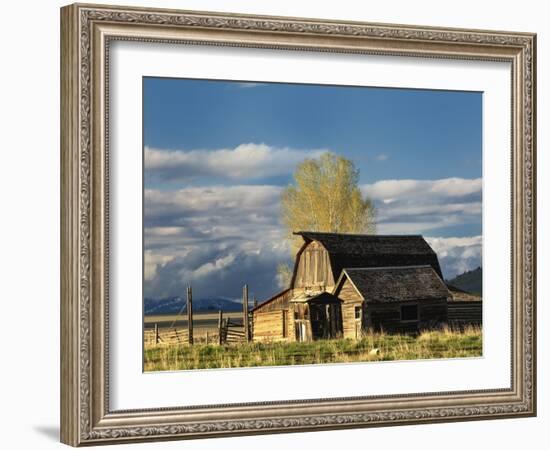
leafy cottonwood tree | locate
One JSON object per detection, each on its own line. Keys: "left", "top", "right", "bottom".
{"left": 277, "top": 152, "right": 376, "bottom": 286}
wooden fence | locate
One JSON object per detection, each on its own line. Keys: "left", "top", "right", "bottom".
{"left": 144, "top": 325, "right": 191, "bottom": 346}
{"left": 145, "top": 317, "right": 251, "bottom": 347}
{"left": 144, "top": 284, "right": 253, "bottom": 347}
{"left": 221, "top": 318, "right": 247, "bottom": 344}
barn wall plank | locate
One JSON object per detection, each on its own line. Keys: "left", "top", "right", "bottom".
{"left": 367, "top": 299, "right": 448, "bottom": 333}
{"left": 448, "top": 301, "right": 483, "bottom": 327}
{"left": 294, "top": 241, "right": 335, "bottom": 291}
{"left": 252, "top": 310, "right": 286, "bottom": 342}
{"left": 254, "top": 289, "right": 292, "bottom": 313}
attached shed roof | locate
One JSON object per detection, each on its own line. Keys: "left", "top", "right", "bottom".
{"left": 290, "top": 291, "right": 342, "bottom": 304}
{"left": 446, "top": 284, "right": 482, "bottom": 302}
{"left": 295, "top": 231, "right": 443, "bottom": 279}
{"left": 336, "top": 265, "right": 450, "bottom": 303}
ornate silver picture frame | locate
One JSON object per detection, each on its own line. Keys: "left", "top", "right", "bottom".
{"left": 60, "top": 3, "right": 536, "bottom": 446}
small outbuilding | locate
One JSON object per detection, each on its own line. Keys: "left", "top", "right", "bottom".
{"left": 333, "top": 265, "right": 450, "bottom": 336}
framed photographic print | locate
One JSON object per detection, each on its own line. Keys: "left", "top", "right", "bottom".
{"left": 60, "top": 3, "right": 537, "bottom": 446}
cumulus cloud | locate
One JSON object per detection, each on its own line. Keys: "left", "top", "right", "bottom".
{"left": 144, "top": 185, "right": 284, "bottom": 247}
{"left": 144, "top": 184, "right": 292, "bottom": 300}
{"left": 144, "top": 240, "right": 291, "bottom": 300}
{"left": 362, "top": 177, "right": 481, "bottom": 234}
{"left": 426, "top": 236, "right": 482, "bottom": 279}
{"left": 145, "top": 143, "right": 327, "bottom": 181}
{"left": 144, "top": 251, "right": 175, "bottom": 281}
{"left": 363, "top": 177, "right": 481, "bottom": 201}
{"left": 144, "top": 177, "right": 483, "bottom": 300}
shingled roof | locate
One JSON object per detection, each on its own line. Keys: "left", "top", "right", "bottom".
{"left": 290, "top": 291, "right": 342, "bottom": 304}
{"left": 295, "top": 231, "right": 443, "bottom": 279}
{"left": 336, "top": 266, "right": 450, "bottom": 303}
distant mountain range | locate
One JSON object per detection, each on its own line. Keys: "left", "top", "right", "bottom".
{"left": 144, "top": 296, "right": 242, "bottom": 316}
{"left": 146, "top": 267, "right": 482, "bottom": 315}
{"left": 446, "top": 267, "right": 482, "bottom": 295}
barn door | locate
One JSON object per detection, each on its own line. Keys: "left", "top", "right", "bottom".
{"left": 295, "top": 321, "right": 308, "bottom": 342}
{"left": 326, "top": 304, "right": 342, "bottom": 339}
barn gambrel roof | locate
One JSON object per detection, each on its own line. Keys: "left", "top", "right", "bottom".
{"left": 294, "top": 231, "right": 443, "bottom": 280}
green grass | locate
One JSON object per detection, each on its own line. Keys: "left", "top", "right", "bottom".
{"left": 143, "top": 326, "right": 482, "bottom": 371}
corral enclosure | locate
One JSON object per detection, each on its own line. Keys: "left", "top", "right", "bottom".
{"left": 144, "top": 311, "right": 244, "bottom": 345}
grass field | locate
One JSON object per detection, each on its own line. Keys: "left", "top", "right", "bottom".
{"left": 143, "top": 326, "right": 482, "bottom": 371}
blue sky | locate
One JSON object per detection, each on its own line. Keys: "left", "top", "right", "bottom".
{"left": 144, "top": 78, "right": 481, "bottom": 185}
{"left": 143, "top": 77, "right": 482, "bottom": 301}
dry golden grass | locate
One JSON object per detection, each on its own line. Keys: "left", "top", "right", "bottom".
{"left": 143, "top": 326, "right": 482, "bottom": 371}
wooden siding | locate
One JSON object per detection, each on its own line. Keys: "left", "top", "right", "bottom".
{"left": 291, "top": 303, "right": 313, "bottom": 342}
{"left": 448, "top": 301, "right": 482, "bottom": 328}
{"left": 368, "top": 299, "right": 448, "bottom": 334}
{"left": 335, "top": 278, "right": 362, "bottom": 302}
{"left": 254, "top": 288, "right": 292, "bottom": 313}
{"left": 252, "top": 310, "right": 287, "bottom": 342}
{"left": 418, "top": 300, "right": 448, "bottom": 329}
{"left": 293, "top": 241, "right": 334, "bottom": 291}
{"left": 335, "top": 278, "right": 364, "bottom": 339}
{"left": 342, "top": 301, "right": 364, "bottom": 339}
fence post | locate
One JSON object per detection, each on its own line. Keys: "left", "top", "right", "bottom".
{"left": 187, "top": 286, "right": 194, "bottom": 345}
{"left": 154, "top": 323, "right": 159, "bottom": 344}
{"left": 218, "top": 310, "right": 223, "bottom": 345}
{"left": 243, "top": 284, "right": 250, "bottom": 342}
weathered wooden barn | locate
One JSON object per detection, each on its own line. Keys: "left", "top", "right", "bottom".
{"left": 252, "top": 231, "right": 452, "bottom": 342}
{"left": 290, "top": 231, "right": 444, "bottom": 294}
{"left": 333, "top": 266, "right": 449, "bottom": 336}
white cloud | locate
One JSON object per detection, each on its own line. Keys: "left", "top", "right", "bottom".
{"left": 362, "top": 177, "right": 481, "bottom": 235}
{"left": 144, "top": 186, "right": 284, "bottom": 248}
{"left": 144, "top": 251, "right": 175, "bottom": 281}
{"left": 144, "top": 239, "right": 291, "bottom": 300}
{"left": 375, "top": 154, "right": 389, "bottom": 161}
{"left": 144, "top": 177, "right": 483, "bottom": 299}
{"left": 426, "top": 236, "right": 482, "bottom": 279}
{"left": 143, "top": 184, "right": 292, "bottom": 299}
{"left": 146, "top": 184, "right": 282, "bottom": 214}
{"left": 363, "top": 177, "right": 481, "bottom": 201}
{"left": 193, "top": 254, "right": 236, "bottom": 278}
{"left": 145, "top": 143, "right": 327, "bottom": 181}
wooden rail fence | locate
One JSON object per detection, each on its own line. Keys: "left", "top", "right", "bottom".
{"left": 145, "top": 284, "right": 253, "bottom": 347}
{"left": 221, "top": 318, "right": 247, "bottom": 344}
{"left": 145, "top": 326, "right": 191, "bottom": 346}
{"left": 144, "top": 319, "right": 251, "bottom": 347}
